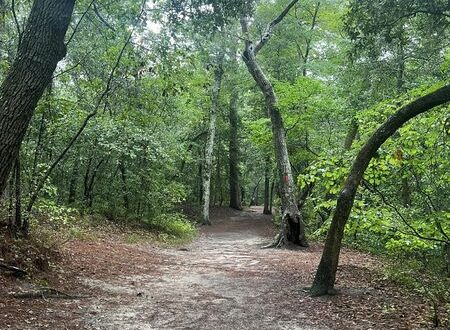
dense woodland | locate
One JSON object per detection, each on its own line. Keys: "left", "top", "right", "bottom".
{"left": 0, "top": 0, "right": 449, "bottom": 327}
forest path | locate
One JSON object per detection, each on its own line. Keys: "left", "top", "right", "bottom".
{"left": 1, "top": 207, "right": 431, "bottom": 329}
{"left": 83, "top": 206, "right": 321, "bottom": 330}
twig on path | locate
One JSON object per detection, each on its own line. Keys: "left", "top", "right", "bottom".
{"left": 11, "top": 287, "right": 88, "bottom": 300}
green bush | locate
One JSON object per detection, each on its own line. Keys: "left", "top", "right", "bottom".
{"left": 144, "top": 213, "right": 197, "bottom": 240}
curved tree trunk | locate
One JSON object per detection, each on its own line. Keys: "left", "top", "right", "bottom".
{"left": 201, "top": 57, "right": 224, "bottom": 225}
{"left": 241, "top": 0, "right": 307, "bottom": 247}
{"left": 310, "top": 84, "right": 450, "bottom": 296}
{"left": 0, "top": 0, "right": 75, "bottom": 196}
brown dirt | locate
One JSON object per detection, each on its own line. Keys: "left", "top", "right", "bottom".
{"left": 0, "top": 206, "right": 441, "bottom": 329}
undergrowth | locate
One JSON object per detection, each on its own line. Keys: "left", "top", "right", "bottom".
{"left": 0, "top": 200, "right": 198, "bottom": 277}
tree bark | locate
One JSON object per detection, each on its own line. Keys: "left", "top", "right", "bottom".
{"left": 344, "top": 118, "right": 359, "bottom": 150}
{"left": 269, "top": 179, "right": 275, "bottom": 214}
{"left": 0, "top": 0, "right": 75, "bottom": 196}
{"left": 68, "top": 158, "right": 79, "bottom": 204}
{"left": 241, "top": 0, "right": 307, "bottom": 246}
{"left": 229, "top": 87, "right": 242, "bottom": 210}
{"left": 8, "top": 173, "right": 14, "bottom": 237}
{"left": 119, "top": 159, "right": 130, "bottom": 211}
{"left": 263, "top": 156, "right": 271, "bottom": 214}
{"left": 84, "top": 158, "right": 106, "bottom": 208}
{"left": 201, "top": 56, "right": 224, "bottom": 225}
{"left": 213, "top": 142, "right": 223, "bottom": 206}
{"left": 310, "top": 84, "right": 450, "bottom": 296}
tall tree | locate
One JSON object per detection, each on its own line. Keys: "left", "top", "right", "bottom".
{"left": 202, "top": 52, "right": 224, "bottom": 225}
{"left": 229, "top": 86, "right": 242, "bottom": 210}
{"left": 0, "top": 0, "right": 75, "bottom": 196}
{"left": 241, "top": 0, "right": 308, "bottom": 246}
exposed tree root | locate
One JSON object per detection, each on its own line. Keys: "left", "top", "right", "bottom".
{"left": 0, "top": 261, "right": 27, "bottom": 277}
{"left": 262, "top": 211, "right": 308, "bottom": 249}
{"left": 261, "top": 231, "right": 285, "bottom": 249}
{"left": 309, "top": 286, "right": 339, "bottom": 297}
{"left": 11, "top": 287, "right": 87, "bottom": 299}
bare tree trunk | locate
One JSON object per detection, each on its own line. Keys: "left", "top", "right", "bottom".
{"left": 68, "top": 158, "right": 79, "bottom": 204}
{"left": 229, "top": 88, "right": 242, "bottom": 210}
{"left": 269, "top": 180, "right": 275, "bottom": 214}
{"left": 310, "top": 84, "right": 450, "bottom": 296}
{"left": 84, "top": 158, "right": 106, "bottom": 208}
{"left": 119, "top": 159, "right": 130, "bottom": 211}
{"left": 201, "top": 56, "right": 224, "bottom": 225}
{"left": 198, "top": 161, "right": 203, "bottom": 204}
{"left": 250, "top": 178, "right": 262, "bottom": 206}
{"left": 0, "top": 0, "right": 75, "bottom": 196}
{"left": 8, "top": 174, "right": 15, "bottom": 237}
{"left": 241, "top": 0, "right": 307, "bottom": 247}
{"left": 213, "top": 143, "right": 222, "bottom": 206}
{"left": 263, "top": 156, "right": 271, "bottom": 214}
{"left": 30, "top": 91, "right": 49, "bottom": 193}
{"left": 15, "top": 157, "right": 24, "bottom": 236}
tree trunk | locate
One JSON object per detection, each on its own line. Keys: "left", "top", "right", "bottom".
{"left": 84, "top": 158, "right": 106, "bottom": 208}
{"left": 263, "top": 156, "right": 271, "bottom": 214}
{"left": 229, "top": 88, "right": 242, "bottom": 210}
{"left": 14, "top": 157, "right": 25, "bottom": 236}
{"left": 241, "top": 3, "right": 307, "bottom": 246}
{"left": 30, "top": 96, "right": 48, "bottom": 193}
{"left": 83, "top": 157, "right": 93, "bottom": 207}
{"left": 68, "top": 158, "right": 79, "bottom": 204}
{"left": 344, "top": 118, "right": 359, "bottom": 150}
{"left": 8, "top": 173, "right": 15, "bottom": 237}
{"left": 119, "top": 159, "right": 130, "bottom": 211}
{"left": 310, "top": 84, "right": 450, "bottom": 296}
{"left": 198, "top": 161, "right": 203, "bottom": 204}
{"left": 201, "top": 58, "right": 224, "bottom": 225}
{"left": 0, "top": 0, "right": 75, "bottom": 196}
{"left": 213, "top": 142, "right": 222, "bottom": 206}
{"left": 269, "top": 179, "right": 275, "bottom": 214}
{"left": 250, "top": 178, "right": 261, "bottom": 206}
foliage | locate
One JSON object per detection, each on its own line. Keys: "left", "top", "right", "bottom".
{"left": 0, "top": 0, "right": 449, "bottom": 319}
{"left": 143, "top": 213, "right": 197, "bottom": 241}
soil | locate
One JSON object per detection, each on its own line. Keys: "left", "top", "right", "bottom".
{"left": 0, "top": 207, "right": 440, "bottom": 329}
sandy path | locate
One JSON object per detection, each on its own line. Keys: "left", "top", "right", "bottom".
{"left": 1, "top": 207, "right": 434, "bottom": 329}
{"left": 84, "top": 207, "right": 320, "bottom": 330}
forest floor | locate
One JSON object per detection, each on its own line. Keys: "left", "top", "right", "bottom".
{"left": 0, "top": 206, "right": 441, "bottom": 329}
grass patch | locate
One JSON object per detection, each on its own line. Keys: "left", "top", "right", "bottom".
{"left": 142, "top": 213, "right": 197, "bottom": 245}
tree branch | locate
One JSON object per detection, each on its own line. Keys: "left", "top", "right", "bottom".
{"left": 26, "top": 30, "right": 134, "bottom": 213}
{"left": 253, "top": 0, "right": 300, "bottom": 55}
{"left": 93, "top": 3, "right": 116, "bottom": 31}
{"left": 66, "top": 0, "right": 96, "bottom": 46}
{"left": 362, "top": 179, "right": 449, "bottom": 244}
{"left": 11, "top": 0, "right": 22, "bottom": 45}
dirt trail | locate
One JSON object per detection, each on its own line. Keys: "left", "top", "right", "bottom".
{"left": 1, "top": 207, "right": 434, "bottom": 329}
{"left": 84, "top": 207, "right": 318, "bottom": 330}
